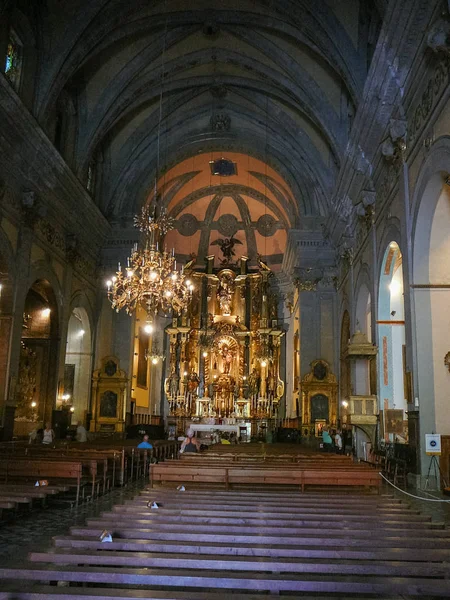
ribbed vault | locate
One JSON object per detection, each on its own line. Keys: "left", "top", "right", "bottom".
{"left": 15, "top": 0, "right": 383, "bottom": 225}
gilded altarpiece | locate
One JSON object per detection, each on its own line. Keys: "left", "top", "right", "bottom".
{"left": 164, "top": 256, "right": 285, "bottom": 430}
{"left": 90, "top": 356, "right": 127, "bottom": 433}
{"left": 300, "top": 360, "right": 338, "bottom": 436}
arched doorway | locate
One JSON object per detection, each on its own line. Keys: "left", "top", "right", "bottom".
{"left": 378, "top": 242, "right": 407, "bottom": 443}
{"left": 413, "top": 174, "right": 450, "bottom": 450}
{"left": 63, "top": 308, "right": 93, "bottom": 425}
{"left": 15, "top": 280, "right": 59, "bottom": 436}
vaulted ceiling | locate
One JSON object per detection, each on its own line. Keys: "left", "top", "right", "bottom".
{"left": 11, "top": 0, "right": 384, "bottom": 262}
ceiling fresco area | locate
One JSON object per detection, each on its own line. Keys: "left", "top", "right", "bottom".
{"left": 161, "top": 152, "right": 295, "bottom": 269}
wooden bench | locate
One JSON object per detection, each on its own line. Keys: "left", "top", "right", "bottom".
{"left": 180, "top": 452, "right": 354, "bottom": 463}
{"left": 0, "top": 459, "right": 84, "bottom": 505}
{"left": 1, "top": 487, "right": 450, "bottom": 599}
{"left": 150, "top": 461, "right": 381, "bottom": 491}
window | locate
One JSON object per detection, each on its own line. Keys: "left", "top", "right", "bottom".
{"left": 5, "top": 30, "right": 22, "bottom": 90}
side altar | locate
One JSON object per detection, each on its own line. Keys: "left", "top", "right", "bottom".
{"left": 163, "top": 247, "right": 285, "bottom": 436}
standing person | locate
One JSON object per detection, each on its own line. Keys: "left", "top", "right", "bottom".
{"left": 334, "top": 430, "right": 343, "bottom": 454}
{"left": 42, "top": 422, "right": 55, "bottom": 445}
{"left": 180, "top": 428, "right": 200, "bottom": 453}
{"left": 137, "top": 434, "right": 153, "bottom": 449}
{"left": 322, "top": 427, "right": 333, "bottom": 452}
{"left": 76, "top": 421, "right": 88, "bottom": 443}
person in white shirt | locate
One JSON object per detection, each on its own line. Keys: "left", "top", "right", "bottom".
{"left": 42, "top": 422, "right": 55, "bottom": 445}
{"left": 76, "top": 421, "right": 88, "bottom": 442}
{"left": 334, "top": 430, "right": 343, "bottom": 454}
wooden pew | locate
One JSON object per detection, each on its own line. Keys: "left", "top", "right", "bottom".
{"left": 150, "top": 460, "right": 381, "bottom": 491}
{"left": 1, "top": 488, "right": 450, "bottom": 598}
{"left": 0, "top": 459, "right": 84, "bottom": 505}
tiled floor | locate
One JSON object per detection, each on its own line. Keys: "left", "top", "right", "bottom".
{"left": 0, "top": 482, "right": 146, "bottom": 565}
{"left": 388, "top": 480, "right": 450, "bottom": 524}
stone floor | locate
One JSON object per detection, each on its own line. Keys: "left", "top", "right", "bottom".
{"left": 0, "top": 481, "right": 146, "bottom": 565}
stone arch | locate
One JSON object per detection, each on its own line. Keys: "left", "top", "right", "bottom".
{"left": 26, "top": 260, "right": 64, "bottom": 322}
{"left": 410, "top": 139, "right": 450, "bottom": 464}
{"left": 377, "top": 241, "right": 406, "bottom": 443}
{"left": 16, "top": 278, "right": 60, "bottom": 434}
{"left": 64, "top": 305, "right": 93, "bottom": 425}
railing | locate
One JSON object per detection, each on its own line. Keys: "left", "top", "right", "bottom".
{"left": 133, "top": 414, "right": 162, "bottom": 426}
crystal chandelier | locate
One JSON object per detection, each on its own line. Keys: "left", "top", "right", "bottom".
{"left": 107, "top": 202, "right": 192, "bottom": 329}
{"left": 145, "top": 338, "right": 165, "bottom": 365}
{"left": 106, "top": 20, "right": 193, "bottom": 329}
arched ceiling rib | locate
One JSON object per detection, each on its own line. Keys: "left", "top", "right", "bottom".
{"left": 31, "top": 0, "right": 373, "bottom": 221}
{"left": 76, "top": 47, "right": 345, "bottom": 171}
{"left": 159, "top": 153, "right": 294, "bottom": 270}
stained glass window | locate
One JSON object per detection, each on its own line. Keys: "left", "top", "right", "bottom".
{"left": 4, "top": 31, "right": 22, "bottom": 89}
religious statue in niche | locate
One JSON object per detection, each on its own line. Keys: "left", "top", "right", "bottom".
{"left": 211, "top": 236, "right": 242, "bottom": 264}
{"left": 220, "top": 344, "right": 233, "bottom": 374}
{"left": 266, "top": 369, "right": 276, "bottom": 399}
{"left": 166, "top": 370, "right": 180, "bottom": 399}
{"left": 217, "top": 272, "right": 235, "bottom": 315}
{"left": 187, "top": 371, "right": 200, "bottom": 395}
{"left": 100, "top": 390, "right": 118, "bottom": 418}
{"left": 247, "top": 368, "right": 261, "bottom": 398}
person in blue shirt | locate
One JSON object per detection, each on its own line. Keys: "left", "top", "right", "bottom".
{"left": 137, "top": 434, "right": 153, "bottom": 449}
{"left": 322, "top": 428, "right": 333, "bottom": 452}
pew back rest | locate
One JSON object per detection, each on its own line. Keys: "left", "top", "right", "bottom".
{"left": 3, "top": 459, "right": 83, "bottom": 481}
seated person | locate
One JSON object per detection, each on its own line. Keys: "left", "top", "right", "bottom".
{"left": 137, "top": 434, "right": 153, "bottom": 449}
{"left": 76, "top": 421, "right": 88, "bottom": 443}
{"left": 29, "top": 425, "right": 43, "bottom": 444}
{"left": 322, "top": 428, "right": 333, "bottom": 452}
{"left": 180, "top": 428, "right": 200, "bottom": 453}
{"left": 42, "top": 422, "right": 55, "bottom": 445}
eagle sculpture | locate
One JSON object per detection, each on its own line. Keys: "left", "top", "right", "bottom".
{"left": 210, "top": 237, "right": 243, "bottom": 263}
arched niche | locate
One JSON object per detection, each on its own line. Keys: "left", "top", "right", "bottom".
{"left": 15, "top": 279, "right": 59, "bottom": 436}
{"left": 378, "top": 241, "right": 407, "bottom": 443}
{"left": 63, "top": 307, "right": 93, "bottom": 425}
{"left": 355, "top": 282, "right": 372, "bottom": 343}
{"left": 412, "top": 173, "right": 450, "bottom": 443}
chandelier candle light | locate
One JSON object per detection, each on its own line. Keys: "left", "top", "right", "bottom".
{"left": 106, "top": 203, "right": 193, "bottom": 330}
